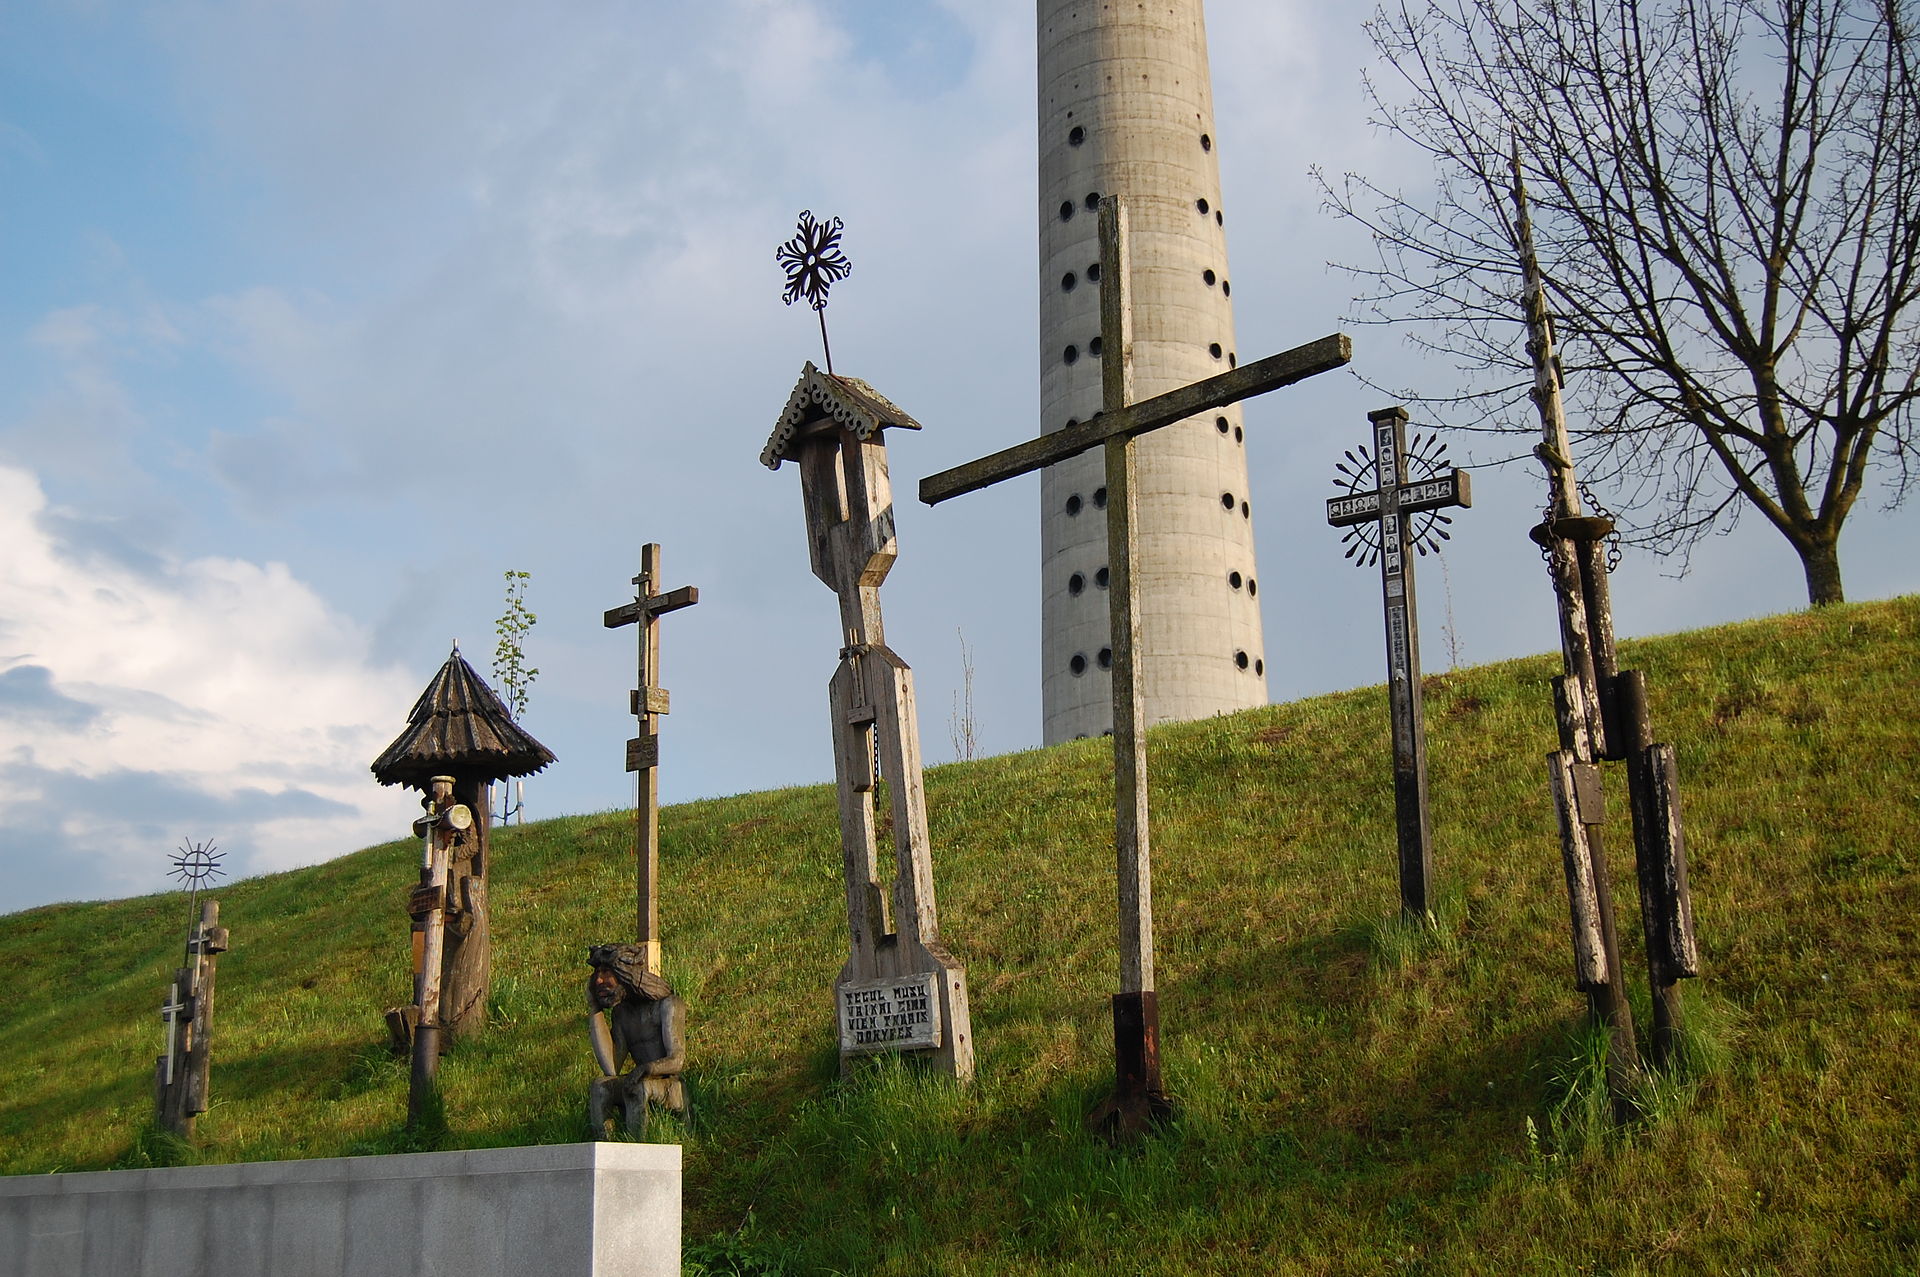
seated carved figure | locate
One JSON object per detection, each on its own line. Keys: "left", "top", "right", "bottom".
{"left": 585, "top": 943, "right": 686, "bottom": 1138}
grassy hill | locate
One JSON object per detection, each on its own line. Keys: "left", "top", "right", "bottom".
{"left": 2, "top": 598, "right": 1916, "bottom": 1275}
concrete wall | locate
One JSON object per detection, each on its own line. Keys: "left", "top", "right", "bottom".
{"left": 0, "top": 1142, "right": 679, "bottom": 1277}
{"left": 1038, "top": 0, "right": 1270, "bottom": 744}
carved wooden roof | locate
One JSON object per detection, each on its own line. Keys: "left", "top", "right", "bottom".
{"left": 370, "top": 647, "right": 556, "bottom": 788}
{"left": 761, "top": 361, "right": 923, "bottom": 469}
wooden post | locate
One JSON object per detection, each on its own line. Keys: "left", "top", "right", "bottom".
{"left": 1091, "top": 201, "right": 1171, "bottom": 1136}
{"left": 920, "top": 196, "right": 1352, "bottom": 1138}
{"left": 604, "top": 544, "right": 699, "bottom": 975}
{"left": 409, "top": 776, "right": 455, "bottom": 1126}
{"left": 1617, "top": 671, "right": 1698, "bottom": 1066}
{"left": 1326, "top": 408, "right": 1473, "bottom": 921}
{"left": 1516, "top": 160, "right": 1640, "bottom": 1105}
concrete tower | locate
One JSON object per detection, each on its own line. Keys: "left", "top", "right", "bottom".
{"left": 1038, "top": 0, "right": 1268, "bottom": 744}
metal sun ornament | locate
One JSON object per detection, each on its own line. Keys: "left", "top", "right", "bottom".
{"left": 168, "top": 837, "right": 226, "bottom": 959}
{"left": 776, "top": 210, "right": 852, "bottom": 375}
{"left": 169, "top": 837, "right": 226, "bottom": 891}
{"left": 1334, "top": 432, "right": 1459, "bottom": 568}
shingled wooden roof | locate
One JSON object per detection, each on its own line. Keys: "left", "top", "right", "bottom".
{"left": 370, "top": 647, "right": 556, "bottom": 788}
{"left": 761, "top": 361, "right": 923, "bottom": 469}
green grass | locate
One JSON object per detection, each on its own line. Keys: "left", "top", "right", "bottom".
{"left": 3, "top": 598, "right": 1917, "bottom": 1274}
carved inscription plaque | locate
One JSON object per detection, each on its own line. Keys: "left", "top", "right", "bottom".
{"left": 837, "top": 972, "right": 943, "bottom": 1054}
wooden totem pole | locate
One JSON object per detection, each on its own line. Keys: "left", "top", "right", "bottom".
{"left": 762, "top": 363, "right": 974, "bottom": 1081}
{"left": 1513, "top": 157, "right": 1700, "bottom": 1095}
{"left": 372, "top": 645, "right": 554, "bottom": 1121}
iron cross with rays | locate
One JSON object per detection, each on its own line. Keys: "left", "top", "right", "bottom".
{"left": 1324, "top": 406, "right": 1473, "bottom": 922}
{"left": 776, "top": 210, "right": 852, "bottom": 374}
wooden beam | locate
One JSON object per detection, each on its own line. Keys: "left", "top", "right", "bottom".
{"left": 919, "top": 333, "right": 1352, "bottom": 506}
{"left": 603, "top": 585, "right": 701, "bottom": 629}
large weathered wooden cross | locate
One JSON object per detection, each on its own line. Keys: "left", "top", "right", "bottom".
{"left": 1325, "top": 406, "right": 1471, "bottom": 921}
{"left": 603, "top": 543, "right": 699, "bottom": 975}
{"left": 920, "top": 196, "right": 1351, "bottom": 1137}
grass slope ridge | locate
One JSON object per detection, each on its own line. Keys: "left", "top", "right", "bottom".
{"left": 3, "top": 599, "right": 1916, "bottom": 1274}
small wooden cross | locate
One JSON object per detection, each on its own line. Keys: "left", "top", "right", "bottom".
{"left": 1324, "top": 406, "right": 1471, "bottom": 920}
{"left": 921, "top": 197, "right": 1352, "bottom": 1137}
{"left": 603, "top": 543, "right": 699, "bottom": 974}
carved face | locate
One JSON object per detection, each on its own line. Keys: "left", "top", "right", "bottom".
{"left": 588, "top": 967, "right": 625, "bottom": 1011}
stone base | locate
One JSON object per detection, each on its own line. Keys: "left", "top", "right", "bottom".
{"left": 0, "top": 1142, "right": 679, "bottom": 1277}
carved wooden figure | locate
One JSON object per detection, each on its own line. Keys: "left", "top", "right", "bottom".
{"left": 154, "top": 899, "right": 228, "bottom": 1140}
{"left": 585, "top": 943, "right": 687, "bottom": 1139}
{"left": 921, "top": 197, "right": 1352, "bottom": 1137}
{"left": 762, "top": 364, "right": 975, "bottom": 1081}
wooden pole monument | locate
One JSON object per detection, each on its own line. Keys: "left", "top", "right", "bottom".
{"left": 1512, "top": 155, "right": 1700, "bottom": 1095}
{"left": 1324, "top": 407, "right": 1472, "bottom": 921}
{"left": 765, "top": 211, "right": 974, "bottom": 1081}
{"left": 921, "top": 197, "right": 1352, "bottom": 1137}
{"left": 603, "top": 544, "right": 699, "bottom": 973}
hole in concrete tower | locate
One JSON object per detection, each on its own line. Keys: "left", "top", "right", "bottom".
{"left": 1085, "top": 192, "right": 1100, "bottom": 210}
{"left": 1066, "top": 493, "right": 1083, "bottom": 516}
{"left": 1070, "top": 653, "right": 1088, "bottom": 676}
{"left": 1241, "top": 500, "right": 1251, "bottom": 518}
{"left": 1097, "top": 647, "right": 1112, "bottom": 669}
{"left": 1229, "top": 352, "right": 1238, "bottom": 368}
{"left": 1088, "top": 336, "right": 1102, "bottom": 356}
{"left": 1093, "top": 487, "right": 1108, "bottom": 509}
{"left": 1216, "top": 210, "right": 1224, "bottom": 226}
{"left": 1201, "top": 132, "right": 1212, "bottom": 151}
{"left": 1255, "top": 658, "right": 1265, "bottom": 676}
{"left": 1234, "top": 425, "right": 1244, "bottom": 443}
{"left": 1087, "top": 262, "right": 1101, "bottom": 282}
{"left": 1235, "top": 650, "right": 1250, "bottom": 670}
{"left": 1221, "top": 279, "right": 1231, "bottom": 297}
{"left": 1064, "top": 345, "right": 1079, "bottom": 365}
{"left": 1069, "top": 125, "right": 1086, "bottom": 146}
{"left": 1215, "top": 416, "right": 1229, "bottom": 433}
{"left": 1209, "top": 343, "right": 1223, "bottom": 359}
{"left": 1065, "top": 417, "right": 1079, "bottom": 430}
{"left": 1059, "top": 201, "right": 1074, "bottom": 221}
{"left": 1248, "top": 577, "right": 1258, "bottom": 597}
{"left": 1203, "top": 269, "right": 1217, "bottom": 286}
{"left": 1062, "top": 271, "right": 1077, "bottom": 292}
{"left": 1229, "top": 571, "right": 1243, "bottom": 589}
{"left": 1221, "top": 492, "right": 1235, "bottom": 509}
{"left": 1197, "top": 197, "right": 1210, "bottom": 215}
{"left": 1068, "top": 572, "right": 1086, "bottom": 596}
{"left": 1095, "top": 566, "right": 1110, "bottom": 588}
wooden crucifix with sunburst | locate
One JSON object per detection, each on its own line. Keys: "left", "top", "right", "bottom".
{"left": 1325, "top": 406, "right": 1472, "bottom": 922}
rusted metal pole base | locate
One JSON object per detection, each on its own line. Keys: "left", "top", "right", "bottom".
{"left": 1086, "top": 991, "right": 1174, "bottom": 1143}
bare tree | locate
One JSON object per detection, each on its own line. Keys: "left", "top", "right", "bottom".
{"left": 1319, "top": 0, "right": 1919, "bottom": 604}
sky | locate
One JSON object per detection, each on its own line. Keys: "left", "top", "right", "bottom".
{"left": 1, "top": 0, "right": 1913, "bottom": 915}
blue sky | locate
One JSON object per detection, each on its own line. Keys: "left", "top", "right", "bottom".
{"left": 2, "top": 0, "right": 1913, "bottom": 914}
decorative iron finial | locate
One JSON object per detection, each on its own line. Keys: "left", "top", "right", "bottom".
{"left": 1333, "top": 432, "right": 1458, "bottom": 567}
{"left": 169, "top": 837, "right": 225, "bottom": 891}
{"left": 776, "top": 210, "right": 852, "bottom": 375}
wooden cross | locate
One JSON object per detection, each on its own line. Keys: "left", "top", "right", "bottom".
{"left": 1325, "top": 406, "right": 1471, "bottom": 921}
{"left": 920, "top": 196, "right": 1352, "bottom": 1136}
{"left": 603, "top": 543, "right": 699, "bottom": 975}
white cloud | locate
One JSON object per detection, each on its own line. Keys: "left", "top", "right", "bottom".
{"left": 0, "top": 464, "right": 417, "bottom": 909}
